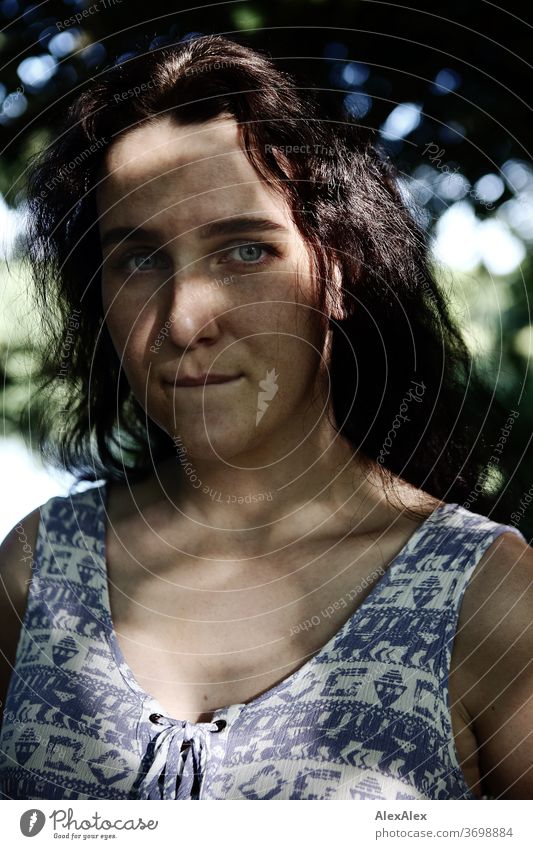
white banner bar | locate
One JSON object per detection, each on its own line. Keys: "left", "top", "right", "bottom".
{"left": 2, "top": 799, "right": 532, "bottom": 848}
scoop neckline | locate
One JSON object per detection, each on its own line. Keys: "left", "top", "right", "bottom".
{"left": 92, "top": 482, "right": 454, "bottom": 725}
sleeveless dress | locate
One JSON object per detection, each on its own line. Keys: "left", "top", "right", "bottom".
{"left": 0, "top": 483, "right": 526, "bottom": 800}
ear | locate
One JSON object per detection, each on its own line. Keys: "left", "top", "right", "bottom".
{"left": 325, "top": 262, "right": 347, "bottom": 322}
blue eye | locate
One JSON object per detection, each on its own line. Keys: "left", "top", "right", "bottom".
{"left": 123, "top": 251, "right": 168, "bottom": 273}
{"left": 229, "top": 243, "right": 270, "bottom": 264}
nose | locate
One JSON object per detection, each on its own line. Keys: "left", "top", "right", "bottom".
{"left": 165, "top": 271, "right": 223, "bottom": 350}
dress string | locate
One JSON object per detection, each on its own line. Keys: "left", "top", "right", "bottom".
{"left": 138, "top": 714, "right": 224, "bottom": 800}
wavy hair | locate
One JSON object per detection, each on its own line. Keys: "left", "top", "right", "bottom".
{"left": 24, "top": 33, "right": 519, "bottom": 521}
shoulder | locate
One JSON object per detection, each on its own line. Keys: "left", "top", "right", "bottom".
{"left": 452, "top": 525, "right": 533, "bottom": 798}
{"left": 456, "top": 526, "right": 532, "bottom": 656}
{"left": 0, "top": 506, "right": 43, "bottom": 722}
{"left": 0, "top": 507, "right": 42, "bottom": 615}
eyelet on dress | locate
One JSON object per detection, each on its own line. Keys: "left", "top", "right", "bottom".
{"left": 149, "top": 713, "right": 163, "bottom": 724}
{"left": 212, "top": 719, "right": 227, "bottom": 732}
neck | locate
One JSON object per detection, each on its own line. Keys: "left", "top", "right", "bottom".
{"left": 150, "top": 413, "right": 390, "bottom": 536}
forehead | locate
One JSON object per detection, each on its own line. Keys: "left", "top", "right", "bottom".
{"left": 97, "top": 115, "right": 289, "bottom": 228}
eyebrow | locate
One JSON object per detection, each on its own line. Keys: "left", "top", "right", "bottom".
{"left": 100, "top": 216, "right": 288, "bottom": 251}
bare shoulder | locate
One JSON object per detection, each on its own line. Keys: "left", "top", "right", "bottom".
{"left": 456, "top": 528, "right": 533, "bottom": 652}
{"left": 0, "top": 509, "right": 42, "bottom": 621}
{"left": 0, "top": 508, "right": 42, "bottom": 722}
{"left": 452, "top": 527, "right": 533, "bottom": 798}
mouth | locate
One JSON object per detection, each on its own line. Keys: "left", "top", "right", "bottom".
{"left": 162, "top": 373, "right": 244, "bottom": 389}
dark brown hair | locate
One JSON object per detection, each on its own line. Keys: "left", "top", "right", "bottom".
{"left": 24, "top": 33, "right": 518, "bottom": 521}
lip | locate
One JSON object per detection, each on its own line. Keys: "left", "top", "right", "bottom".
{"left": 162, "top": 373, "right": 243, "bottom": 388}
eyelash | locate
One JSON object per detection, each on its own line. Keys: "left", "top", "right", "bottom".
{"left": 113, "top": 241, "right": 281, "bottom": 275}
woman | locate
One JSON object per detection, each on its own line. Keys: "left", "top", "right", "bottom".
{"left": 0, "top": 34, "right": 531, "bottom": 801}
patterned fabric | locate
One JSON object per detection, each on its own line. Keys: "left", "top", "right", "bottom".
{"left": 0, "top": 484, "right": 525, "bottom": 800}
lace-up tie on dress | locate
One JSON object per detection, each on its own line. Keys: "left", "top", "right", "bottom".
{"left": 138, "top": 713, "right": 227, "bottom": 800}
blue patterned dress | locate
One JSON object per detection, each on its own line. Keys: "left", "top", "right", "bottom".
{"left": 0, "top": 484, "right": 525, "bottom": 799}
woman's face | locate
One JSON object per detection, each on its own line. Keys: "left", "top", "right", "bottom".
{"left": 98, "top": 115, "right": 334, "bottom": 462}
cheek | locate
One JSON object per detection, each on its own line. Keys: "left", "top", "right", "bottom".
{"left": 103, "top": 296, "right": 153, "bottom": 376}
{"left": 262, "top": 298, "right": 325, "bottom": 359}
{"left": 249, "top": 306, "right": 325, "bottom": 395}
{"left": 267, "top": 261, "right": 324, "bottom": 334}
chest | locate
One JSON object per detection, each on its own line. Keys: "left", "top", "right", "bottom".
{"left": 104, "top": 528, "right": 389, "bottom": 722}
{"left": 103, "top": 518, "right": 481, "bottom": 796}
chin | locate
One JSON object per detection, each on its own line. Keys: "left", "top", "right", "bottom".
{"left": 164, "top": 419, "right": 259, "bottom": 463}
